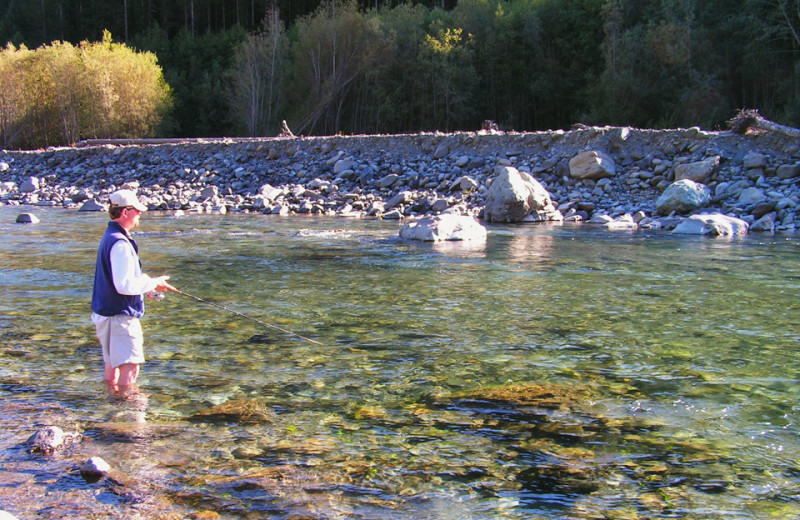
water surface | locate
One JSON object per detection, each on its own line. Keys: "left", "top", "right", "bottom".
{"left": 1, "top": 206, "right": 799, "bottom": 519}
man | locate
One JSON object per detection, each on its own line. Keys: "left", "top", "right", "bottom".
{"left": 91, "top": 189, "right": 178, "bottom": 392}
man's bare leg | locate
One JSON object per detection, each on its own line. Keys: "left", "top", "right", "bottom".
{"left": 118, "top": 363, "right": 140, "bottom": 386}
{"left": 104, "top": 363, "right": 119, "bottom": 385}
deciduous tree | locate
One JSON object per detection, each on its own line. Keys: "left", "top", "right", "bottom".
{"left": 230, "top": 6, "right": 288, "bottom": 135}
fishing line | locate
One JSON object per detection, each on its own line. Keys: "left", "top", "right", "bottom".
{"left": 175, "top": 289, "right": 323, "bottom": 345}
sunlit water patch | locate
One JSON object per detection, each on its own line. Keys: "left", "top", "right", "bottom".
{"left": 1, "top": 206, "right": 799, "bottom": 519}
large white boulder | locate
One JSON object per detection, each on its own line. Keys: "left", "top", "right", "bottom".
{"left": 484, "top": 166, "right": 560, "bottom": 223}
{"left": 399, "top": 215, "right": 487, "bottom": 242}
{"left": 672, "top": 213, "right": 749, "bottom": 236}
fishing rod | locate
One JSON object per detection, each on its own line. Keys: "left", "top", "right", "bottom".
{"left": 174, "top": 289, "right": 323, "bottom": 345}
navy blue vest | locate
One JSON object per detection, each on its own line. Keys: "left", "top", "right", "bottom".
{"left": 91, "top": 221, "right": 145, "bottom": 318}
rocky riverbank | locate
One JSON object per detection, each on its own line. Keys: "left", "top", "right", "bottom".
{"left": 1, "top": 126, "right": 799, "bottom": 235}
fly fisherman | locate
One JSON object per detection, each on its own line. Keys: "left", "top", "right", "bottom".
{"left": 91, "top": 189, "right": 178, "bottom": 394}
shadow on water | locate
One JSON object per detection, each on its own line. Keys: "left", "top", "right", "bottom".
{"left": 1, "top": 207, "right": 800, "bottom": 519}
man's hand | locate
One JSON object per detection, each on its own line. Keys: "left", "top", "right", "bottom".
{"left": 153, "top": 275, "right": 179, "bottom": 293}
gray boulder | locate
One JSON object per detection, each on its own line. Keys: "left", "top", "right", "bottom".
{"left": 385, "top": 191, "right": 413, "bottom": 210}
{"left": 777, "top": 163, "right": 800, "bottom": 179}
{"left": 70, "top": 189, "right": 92, "bottom": 203}
{"left": 383, "top": 209, "right": 403, "bottom": 219}
{"left": 450, "top": 176, "right": 479, "bottom": 192}
{"left": 399, "top": 215, "right": 487, "bottom": 242}
{"left": 484, "top": 166, "right": 559, "bottom": 223}
{"left": 260, "top": 184, "right": 285, "bottom": 202}
{"left": 568, "top": 151, "right": 616, "bottom": 180}
{"left": 200, "top": 185, "right": 219, "bottom": 200}
{"left": 751, "top": 213, "right": 776, "bottom": 233}
{"left": 433, "top": 141, "right": 449, "bottom": 159}
{"left": 655, "top": 179, "right": 711, "bottom": 215}
{"left": 674, "top": 156, "right": 719, "bottom": 183}
{"left": 430, "top": 198, "right": 450, "bottom": 213}
{"left": 333, "top": 158, "right": 357, "bottom": 176}
{"left": 19, "top": 176, "right": 40, "bottom": 193}
{"left": 738, "top": 187, "right": 767, "bottom": 206}
{"left": 743, "top": 152, "right": 767, "bottom": 170}
{"left": 378, "top": 174, "right": 399, "bottom": 188}
{"left": 78, "top": 199, "right": 106, "bottom": 212}
{"left": 0, "top": 511, "right": 21, "bottom": 520}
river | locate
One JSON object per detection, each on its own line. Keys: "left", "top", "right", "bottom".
{"left": 1, "top": 206, "right": 799, "bottom": 519}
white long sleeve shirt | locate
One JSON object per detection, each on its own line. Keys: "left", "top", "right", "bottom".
{"left": 91, "top": 239, "right": 159, "bottom": 324}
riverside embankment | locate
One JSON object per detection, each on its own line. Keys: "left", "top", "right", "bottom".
{"left": 1, "top": 127, "right": 799, "bottom": 234}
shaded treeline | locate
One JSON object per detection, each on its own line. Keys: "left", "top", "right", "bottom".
{"left": 1, "top": 0, "right": 799, "bottom": 146}
{"left": 0, "top": 0, "right": 457, "bottom": 44}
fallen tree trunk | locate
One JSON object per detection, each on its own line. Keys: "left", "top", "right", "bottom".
{"left": 729, "top": 108, "right": 800, "bottom": 138}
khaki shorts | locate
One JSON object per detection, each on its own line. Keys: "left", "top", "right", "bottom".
{"left": 95, "top": 315, "right": 145, "bottom": 368}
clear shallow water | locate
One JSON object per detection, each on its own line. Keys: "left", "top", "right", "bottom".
{"left": 1, "top": 206, "right": 800, "bottom": 519}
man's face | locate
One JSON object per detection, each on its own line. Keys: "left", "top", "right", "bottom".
{"left": 121, "top": 207, "right": 142, "bottom": 230}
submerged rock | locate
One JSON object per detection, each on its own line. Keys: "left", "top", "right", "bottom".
{"left": 80, "top": 456, "right": 112, "bottom": 477}
{"left": 27, "top": 426, "right": 81, "bottom": 455}
{"left": 191, "top": 398, "right": 275, "bottom": 424}
{"left": 451, "top": 381, "right": 592, "bottom": 409}
{"left": 15, "top": 213, "right": 39, "bottom": 224}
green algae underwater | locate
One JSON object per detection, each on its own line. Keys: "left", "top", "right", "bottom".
{"left": 1, "top": 206, "right": 800, "bottom": 520}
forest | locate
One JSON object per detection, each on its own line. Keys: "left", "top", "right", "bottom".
{"left": 1, "top": 0, "right": 799, "bottom": 149}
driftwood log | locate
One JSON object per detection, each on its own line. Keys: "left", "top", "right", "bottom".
{"left": 278, "top": 120, "right": 295, "bottom": 138}
{"left": 729, "top": 109, "right": 800, "bottom": 138}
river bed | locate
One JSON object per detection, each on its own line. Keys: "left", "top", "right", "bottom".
{"left": 1, "top": 206, "right": 799, "bottom": 519}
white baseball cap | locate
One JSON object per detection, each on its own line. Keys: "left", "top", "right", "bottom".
{"left": 109, "top": 190, "right": 147, "bottom": 212}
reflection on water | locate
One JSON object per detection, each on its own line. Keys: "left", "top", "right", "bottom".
{"left": 1, "top": 206, "right": 800, "bottom": 519}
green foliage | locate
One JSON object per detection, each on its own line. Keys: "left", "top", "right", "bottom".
{"left": 4, "top": 0, "right": 800, "bottom": 139}
{"left": 361, "top": 2, "right": 429, "bottom": 132}
{"left": 418, "top": 25, "right": 477, "bottom": 130}
{"left": 135, "top": 25, "right": 247, "bottom": 137}
{"left": 0, "top": 32, "right": 171, "bottom": 149}
{"left": 586, "top": 0, "right": 800, "bottom": 129}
